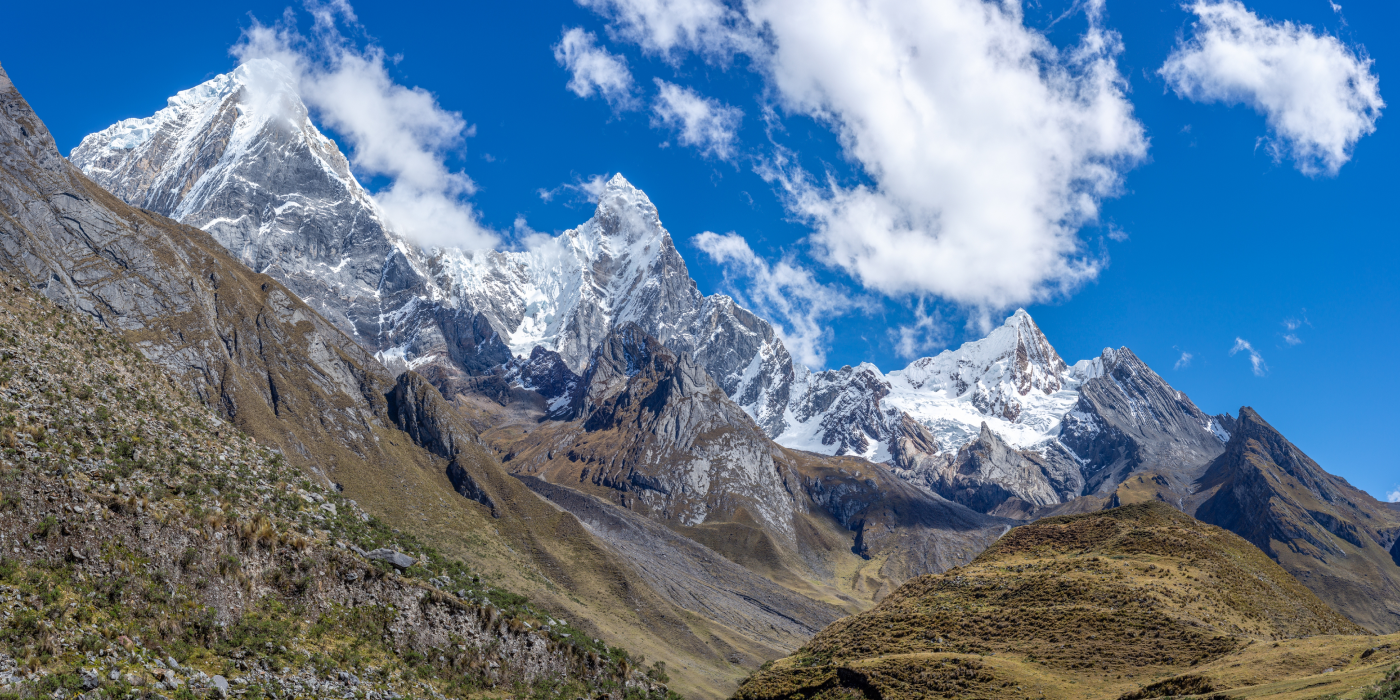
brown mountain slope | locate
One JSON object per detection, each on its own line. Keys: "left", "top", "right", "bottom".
{"left": 734, "top": 502, "right": 1377, "bottom": 700}
{"left": 1190, "top": 407, "right": 1400, "bottom": 633}
{"left": 0, "top": 279, "right": 667, "bottom": 699}
{"left": 0, "top": 61, "right": 768, "bottom": 699}
{"left": 484, "top": 325, "right": 1014, "bottom": 641}
{"left": 0, "top": 62, "right": 393, "bottom": 489}
{"left": 1107, "top": 406, "right": 1400, "bottom": 634}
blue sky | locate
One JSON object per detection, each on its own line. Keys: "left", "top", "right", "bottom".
{"left": 5, "top": 0, "right": 1397, "bottom": 502}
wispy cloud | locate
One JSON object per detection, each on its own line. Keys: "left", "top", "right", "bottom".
{"left": 1174, "top": 351, "right": 1194, "bottom": 370}
{"left": 233, "top": 0, "right": 495, "bottom": 250}
{"left": 1281, "top": 312, "right": 1310, "bottom": 345}
{"left": 510, "top": 215, "right": 545, "bottom": 243}
{"left": 1160, "top": 0, "right": 1383, "bottom": 176}
{"left": 555, "top": 28, "right": 638, "bottom": 110}
{"left": 1388, "top": 487, "right": 1400, "bottom": 503}
{"left": 538, "top": 173, "right": 610, "bottom": 204}
{"left": 892, "top": 299, "right": 950, "bottom": 360}
{"left": 692, "top": 231, "right": 859, "bottom": 368}
{"left": 651, "top": 80, "right": 744, "bottom": 160}
{"left": 1230, "top": 337, "right": 1268, "bottom": 376}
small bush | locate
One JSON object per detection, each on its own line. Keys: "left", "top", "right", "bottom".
{"left": 33, "top": 515, "right": 58, "bottom": 539}
{"left": 1362, "top": 666, "right": 1400, "bottom": 700}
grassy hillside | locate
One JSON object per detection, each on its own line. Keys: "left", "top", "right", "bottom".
{"left": 0, "top": 278, "right": 674, "bottom": 699}
{"left": 0, "top": 60, "right": 803, "bottom": 699}
{"left": 734, "top": 502, "right": 1397, "bottom": 700}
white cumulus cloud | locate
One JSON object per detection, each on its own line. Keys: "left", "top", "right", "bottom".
{"left": 1389, "top": 487, "right": 1400, "bottom": 503}
{"left": 576, "top": 0, "right": 755, "bottom": 59}
{"left": 1160, "top": 0, "right": 1383, "bottom": 176}
{"left": 1230, "top": 337, "right": 1268, "bottom": 376}
{"left": 582, "top": 0, "right": 1148, "bottom": 317}
{"left": 555, "top": 28, "right": 638, "bottom": 109}
{"left": 652, "top": 80, "right": 744, "bottom": 159}
{"left": 234, "top": 1, "right": 495, "bottom": 250}
{"left": 692, "top": 231, "right": 857, "bottom": 368}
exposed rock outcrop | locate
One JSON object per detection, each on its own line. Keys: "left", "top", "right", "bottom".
{"left": 507, "top": 345, "right": 579, "bottom": 417}
{"left": 386, "top": 371, "right": 497, "bottom": 514}
{"left": 896, "top": 423, "right": 1083, "bottom": 514}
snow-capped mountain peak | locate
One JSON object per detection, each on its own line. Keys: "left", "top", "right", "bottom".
{"left": 69, "top": 60, "right": 462, "bottom": 373}
{"left": 895, "top": 308, "right": 1070, "bottom": 419}
{"left": 75, "top": 63, "right": 800, "bottom": 433}
{"left": 72, "top": 63, "right": 1228, "bottom": 518}
{"left": 780, "top": 308, "right": 1084, "bottom": 460}
{"left": 426, "top": 172, "right": 697, "bottom": 372}
{"left": 73, "top": 59, "right": 368, "bottom": 226}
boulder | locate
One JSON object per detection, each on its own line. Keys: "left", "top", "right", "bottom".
{"left": 366, "top": 549, "right": 417, "bottom": 570}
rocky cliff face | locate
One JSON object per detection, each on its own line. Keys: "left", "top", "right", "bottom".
{"left": 1, "top": 59, "right": 402, "bottom": 484}
{"left": 1063, "top": 347, "right": 1229, "bottom": 497}
{"left": 1191, "top": 407, "right": 1400, "bottom": 633}
{"left": 516, "top": 323, "right": 799, "bottom": 539}
{"left": 895, "top": 423, "right": 1084, "bottom": 515}
{"left": 69, "top": 59, "right": 514, "bottom": 387}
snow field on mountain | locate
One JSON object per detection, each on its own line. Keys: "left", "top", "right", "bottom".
{"left": 73, "top": 61, "right": 1202, "bottom": 479}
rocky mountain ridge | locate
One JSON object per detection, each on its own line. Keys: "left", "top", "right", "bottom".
{"left": 1199, "top": 408, "right": 1400, "bottom": 631}
{"left": 70, "top": 63, "right": 797, "bottom": 438}
{"left": 70, "top": 58, "right": 515, "bottom": 392}
{"left": 484, "top": 323, "right": 1015, "bottom": 598}
{"left": 71, "top": 62, "right": 1239, "bottom": 520}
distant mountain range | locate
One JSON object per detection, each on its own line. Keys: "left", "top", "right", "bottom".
{"left": 69, "top": 59, "right": 1235, "bottom": 505}
{"left": 0, "top": 56, "right": 1392, "bottom": 699}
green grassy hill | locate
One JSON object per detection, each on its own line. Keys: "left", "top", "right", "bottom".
{"left": 734, "top": 502, "right": 1399, "bottom": 700}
